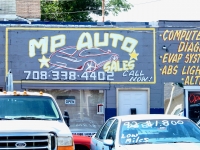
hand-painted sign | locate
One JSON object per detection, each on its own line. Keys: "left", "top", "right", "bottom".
{"left": 161, "top": 30, "right": 200, "bottom": 85}
{"left": 5, "top": 28, "right": 156, "bottom": 84}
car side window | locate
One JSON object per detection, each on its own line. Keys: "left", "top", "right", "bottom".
{"left": 98, "top": 119, "right": 115, "bottom": 140}
{"left": 79, "top": 48, "right": 104, "bottom": 56}
{"left": 95, "top": 124, "right": 105, "bottom": 138}
{"left": 106, "top": 119, "right": 118, "bottom": 141}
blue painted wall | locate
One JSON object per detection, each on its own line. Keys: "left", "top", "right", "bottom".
{"left": 1, "top": 21, "right": 197, "bottom": 121}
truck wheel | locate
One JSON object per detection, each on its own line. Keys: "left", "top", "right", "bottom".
{"left": 75, "top": 144, "right": 89, "bottom": 150}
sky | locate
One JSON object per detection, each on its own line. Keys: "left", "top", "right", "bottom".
{"left": 91, "top": 0, "right": 200, "bottom": 22}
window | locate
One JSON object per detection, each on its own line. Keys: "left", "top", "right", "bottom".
{"left": 99, "top": 119, "right": 115, "bottom": 140}
{"left": 95, "top": 124, "right": 105, "bottom": 138}
{"left": 106, "top": 119, "right": 118, "bottom": 141}
{"left": 60, "top": 47, "right": 77, "bottom": 55}
{"left": 174, "top": 108, "right": 181, "bottom": 115}
{"left": 119, "top": 119, "right": 200, "bottom": 145}
{"left": 171, "top": 104, "right": 182, "bottom": 115}
{"left": 30, "top": 89, "right": 105, "bottom": 136}
{"left": 188, "top": 92, "right": 200, "bottom": 123}
{"left": 0, "top": 96, "right": 60, "bottom": 119}
{"left": 79, "top": 48, "right": 105, "bottom": 56}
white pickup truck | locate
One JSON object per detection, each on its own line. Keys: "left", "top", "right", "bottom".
{"left": 0, "top": 91, "right": 74, "bottom": 150}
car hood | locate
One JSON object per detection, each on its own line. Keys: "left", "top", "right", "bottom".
{"left": 119, "top": 143, "right": 200, "bottom": 150}
{"left": 0, "top": 120, "right": 72, "bottom": 136}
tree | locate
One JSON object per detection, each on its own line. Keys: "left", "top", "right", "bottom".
{"left": 41, "top": 0, "right": 133, "bottom": 22}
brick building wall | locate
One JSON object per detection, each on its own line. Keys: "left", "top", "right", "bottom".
{"left": 16, "top": 0, "right": 40, "bottom": 19}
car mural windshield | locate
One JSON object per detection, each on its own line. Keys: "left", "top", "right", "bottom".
{"left": 120, "top": 119, "right": 200, "bottom": 145}
{"left": 0, "top": 96, "right": 60, "bottom": 120}
{"left": 79, "top": 48, "right": 108, "bottom": 56}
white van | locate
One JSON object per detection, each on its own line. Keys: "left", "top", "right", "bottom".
{"left": 0, "top": 91, "right": 74, "bottom": 150}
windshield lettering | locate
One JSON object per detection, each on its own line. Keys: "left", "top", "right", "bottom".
{"left": 120, "top": 119, "right": 200, "bottom": 145}
{"left": 123, "top": 120, "right": 184, "bottom": 129}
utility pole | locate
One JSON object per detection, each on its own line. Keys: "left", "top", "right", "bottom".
{"left": 102, "top": 0, "right": 105, "bottom": 22}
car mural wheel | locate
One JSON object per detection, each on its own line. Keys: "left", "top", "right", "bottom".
{"left": 75, "top": 145, "right": 89, "bottom": 150}
{"left": 85, "top": 60, "right": 97, "bottom": 72}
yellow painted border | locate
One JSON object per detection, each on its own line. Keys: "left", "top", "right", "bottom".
{"left": 5, "top": 27, "right": 156, "bottom": 85}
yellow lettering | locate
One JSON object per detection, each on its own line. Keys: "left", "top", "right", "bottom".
{"left": 196, "top": 31, "right": 200, "bottom": 40}
{"left": 184, "top": 42, "right": 189, "bottom": 52}
{"left": 171, "top": 54, "right": 183, "bottom": 63}
{"left": 161, "top": 65, "right": 177, "bottom": 75}
{"left": 192, "top": 54, "right": 198, "bottom": 63}
{"left": 178, "top": 42, "right": 185, "bottom": 52}
{"left": 173, "top": 65, "right": 178, "bottom": 75}
{"left": 174, "top": 30, "right": 182, "bottom": 41}
{"left": 128, "top": 60, "right": 135, "bottom": 70}
{"left": 94, "top": 33, "right": 109, "bottom": 47}
{"left": 179, "top": 42, "right": 200, "bottom": 52}
{"left": 161, "top": 65, "right": 167, "bottom": 75}
{"left": 162, "top": 30, "right": 169, "bottom": 41}
{"left": 121, "top": 37, "right": 138, "bottom": 53}
{"left": 180, "top": 31, "right": 187, "bottom": 40}
{"left": 190, "top": 66, "right": 196, "bottom": 74}
{"left": 181, "top": 66, "right": 200, "bottom": 75}
{"left": 168, "top": 53, "right": 174, "bottom": 63}
{"left": 167, "top": 65, "right": 173, "bottom": 74}
{"left": 185, "top": 75, "right": 200, "bottom": 85}
{"left": 168, "top": 31, "right": 174, "bottom": 40}
{"left": 162, "top": 53, "right": 168, "bottom": 63}
{"left": 187, "top": 43, "right": 194, "bottom": 52}
{"left": 191, "top": 30, "right": 198, "bottom": 40}
{"left": 190, "top": 76, "right": 195, "bottom": 85}
{"left": 185, "top": 53, "right": 200, "bottom": 63}
{"left": 184, "top": 76, "right": 190, "bottom": 85}
{"left": 110, "top": 61, "right": 118, "bottom": 72}
{"left": 178, "top": 54, "right": 183, "bottom": 62}
{"left": 194, "top": 42, "right": 200, "bottom": 52}
{"left": 162, "top": 53, "right": 182, "bottom": 63}
{"left": 110, "top": 33, "right": 124, "bottom": 48}
{"left": 29, "top": 36, "right": 48, "bottom": 57}
{"left": 189, "top": 54, "right": 195, "bottom": 63}
{"left": 185, "top": 54, "right": 189, "bottom": 63}
{"left": 50, "top": 34, "right": 65, "bottom": 52}
{"left": 185, "top": 31, "right": 192, "bottom": 41}
{"left": 103, "top": 60, "right": 136, "bottom": 72}
{"left": 122, "top": 60, "right": 129, "bottom": 70}
{"left": 76, "top": 32, "right": 93, "bottom": 50}
{"left": 195, "top": 76, "right": 200, "bottom": 85}
{"left": 103, "top": 61, "right": 111, "bottom": 72}
{"left": 195, "top": 66, "right": 200, "bottom": 75}
{"left": 182, "top": 66, "right": 187, "bottom": 75}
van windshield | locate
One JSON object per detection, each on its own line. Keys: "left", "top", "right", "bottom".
{"left": 0, "top": 96, "right": 61, "bottom": 120}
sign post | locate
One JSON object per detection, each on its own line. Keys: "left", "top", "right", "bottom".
{"left": 6, "top": 69, "right": 13, "bottom": 92}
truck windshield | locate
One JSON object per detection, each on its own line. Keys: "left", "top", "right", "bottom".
{"left": 0, "top": 96, "right": 60, "bottom": 120}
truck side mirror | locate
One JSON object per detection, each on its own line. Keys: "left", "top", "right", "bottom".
{"left": 64, "top": 110, "right": 70, "bottom": 127}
